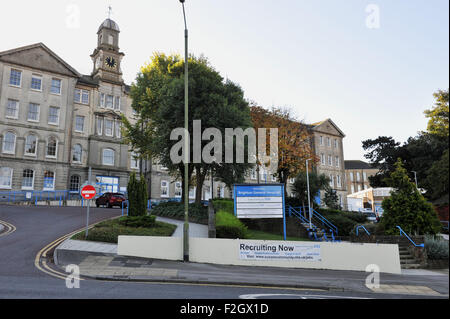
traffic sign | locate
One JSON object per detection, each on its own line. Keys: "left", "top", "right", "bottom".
{"left": 81, "top": 184, "right": 96, "bottom": 200}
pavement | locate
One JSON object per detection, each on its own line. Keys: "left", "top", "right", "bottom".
{"left": 53, "top": 217, "right": 450, "bottom": 297}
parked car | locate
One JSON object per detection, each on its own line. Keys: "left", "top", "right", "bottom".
{"left": 363, "top": 212, "right": 378, "bottom": 223}
{"left": 96, "top": 193, "right": 127, "bottom": 208}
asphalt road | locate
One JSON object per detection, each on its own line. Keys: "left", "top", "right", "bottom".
{"left": 0, "top": 205, "right": 447, "bottom": 304}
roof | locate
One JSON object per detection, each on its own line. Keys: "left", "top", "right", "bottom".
{"left": 309, "top": 118, "right": 346, "bottom": 137}
{"left": 98, "top": 19, "right": 120, "bottom": 32}
{"left": 77, "top": 75, "right": 99, "bottom": 87}
{"left": 345, "top": 160, "right": 377, "bottom": 170}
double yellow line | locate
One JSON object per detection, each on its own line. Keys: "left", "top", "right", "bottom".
{"left": 0, "top": 219, "right": 16, "bottom": 237}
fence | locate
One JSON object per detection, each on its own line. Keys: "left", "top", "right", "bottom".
{"left": 0, "top": 190, "right": 81, "bottom": 205}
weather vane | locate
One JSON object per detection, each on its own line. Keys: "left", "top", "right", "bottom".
{"left": 108, "top": 5, "right": 113, "bottom": 19}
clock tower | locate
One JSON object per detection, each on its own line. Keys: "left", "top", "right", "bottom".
{"left": 91, "top": 18, "right": 124, "bottom": 84}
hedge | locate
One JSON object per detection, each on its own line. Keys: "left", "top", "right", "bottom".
{"left": 151, "top": 202, "right": 208, "bottom": 224}
{"left": 216, "top": 210, "right": 249, "bottom": 239}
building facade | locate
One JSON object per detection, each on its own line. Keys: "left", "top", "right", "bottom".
{"left": 344, "top": 160, "right": 379, "bottom": 195}
{"left": 0, "top": 18, "right": 137, "bottom": 194}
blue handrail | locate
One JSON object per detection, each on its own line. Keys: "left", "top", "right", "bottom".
{"left": 312, "top": 209, "right": 338, "bottom": 235}
{"left": 396, "top": 226, "right": 424, "bottom": 247}
{"left": 288, "top": 207, "right": 317, "bottom": 230}
{"left": 355, "top": 225, "right": 371, "bottom": 236}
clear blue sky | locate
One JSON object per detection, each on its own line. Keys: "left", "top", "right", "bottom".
{"left": 1, "top": 0, "right": 448, "bottom": 161}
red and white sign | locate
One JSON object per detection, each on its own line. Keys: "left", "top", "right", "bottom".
{"left": 81, "top": 185, "right": 96, "bottom": 200}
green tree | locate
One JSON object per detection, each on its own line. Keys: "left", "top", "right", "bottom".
{"left": 127, "top": 172, "right": 139, "bottom": 216}
{"left": 380, "top": 159, "right": 441, "bottom": 235}
{"left": 426, "top": 149, "right": 449, "bottom": 201}
{"left": 424, "top": 89, "right": 449, "bottom": 138}
{"left": 323, "top": 187, "right": 341, "bottom": 210}
{"left": 292, "top": 171, "right": 330, "bottom": 208}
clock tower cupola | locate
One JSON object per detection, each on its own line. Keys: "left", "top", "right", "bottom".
{"left": 91, "top": 14, "right": 124, "bottom": 84}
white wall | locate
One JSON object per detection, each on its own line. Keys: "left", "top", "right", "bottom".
{"left": 118, "top": 236, "right": 401, "bottom": 274}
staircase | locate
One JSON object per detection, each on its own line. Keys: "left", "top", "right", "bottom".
{"left": 288, "top": 206, "right": 339, "bottom": 242}
{"left": 399, "top": 243, "right": 422, "bottom": 269}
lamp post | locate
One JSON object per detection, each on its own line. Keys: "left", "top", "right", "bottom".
{"left": 412, "top": 171, "right": 418, "bottom": 189}
{"left": 306, "top": 159, "right": 312, "bottom": 229}
{"left": 180, "top": 0, "right": 189, "bottom": 262}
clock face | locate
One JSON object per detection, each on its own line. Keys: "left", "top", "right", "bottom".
{"left": 105, "top": 56, "right": 117, "bottom": 69}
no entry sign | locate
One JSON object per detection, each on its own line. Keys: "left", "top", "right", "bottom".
{"left": 81, "top": 185, "right": 96, "bottom": 200}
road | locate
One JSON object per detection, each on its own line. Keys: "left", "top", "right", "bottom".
{"left": 0, "top": 205, "right": 447, "bottom": 303}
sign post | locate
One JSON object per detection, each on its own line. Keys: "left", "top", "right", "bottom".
{"left": 80, "top": 184, "right": 96, "bottom": 238}
{"left": 233, "top": 184, "right": 286, "bottom": 240}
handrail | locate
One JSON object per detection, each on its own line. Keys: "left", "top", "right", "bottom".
{"left": 355, "top": 225, "right": 371, "bottom": 236}
{"left": 396, "top": 226, "right": 424, "bottom": 247}
{"left": 288, "top": 206, "right": 317, "bottom": 230}
{"left": 312, "top": 209, "right": 338, "bottom": 235}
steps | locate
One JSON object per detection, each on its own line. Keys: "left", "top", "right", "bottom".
{"left": 399, "top": 245, "right": 422, "bottom": 269}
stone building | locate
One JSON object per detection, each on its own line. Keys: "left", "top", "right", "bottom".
{"left": 344, "top": 160, "right": 379, "bottom": 195}
{"left": 0, "top": 18, "right": 137, "bottom": 194}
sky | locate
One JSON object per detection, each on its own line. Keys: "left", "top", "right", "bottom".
{"left": 0, "top": 0, "right": 448, "bottom": 161}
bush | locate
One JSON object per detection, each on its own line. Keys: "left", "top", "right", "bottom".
{"left": 117, "top": 215, "right": 156, "bottom": 228}
{"left": 322, "top": 214, "right": 358, "bottom": 236}
{"left": 425, "top": 235, "right": 449, "bottom": 260}
{"left": 216, "top": 210, "right": 248, "bottom": 239}
{"left": 151, "top": 202, "right": 208, "bottom": 224}
{"left": 212, "top": 199, "right": 234, "bottom": 214}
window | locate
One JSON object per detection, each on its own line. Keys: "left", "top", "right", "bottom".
{"left": 351, "top": 185, "right": 355, "bottom": 194}
{"left": 97, "top": 117, "right": 103, "bottom": 135}
{"left": 104, "top": 119, "right": 113, "bottom": 136}
{"left": 46, "top": 137, "right": 58, "bottom": 158}
{"left": 28, "top": 103, "right": 40, "bottom": 122}
{"left": 329, "top": 175, "right": 334, "bottom": 188}
{"left": 0, "top": 167, "right": 13, "bottom": 189}
{"left": 174, "top": 182, "right": 182, "bottom": 198}
{"left": 328, "top": 155, "right": 332, "bottom": 166}
{"left": 337, "top": 175, "right": 341, "bottom": 187}
{"left": 24, "top": 134, "right": 37, "bottom": 156}
{"left": 48, "top": 107, "right": 60, "bottom": 125}
{"left": 335, "top": 156, "right": 340, "bottom": 168}
{"left": 2, "top": 132, "right": 16, "bottom": 154}
{"left": 100, "top": 93, "right": 106, "bottom": 108}
{"left": 358, "top": 185, "right": 362, "bottom": 192}
{"left": 334, "top": 139, "right": 338, "bottom": 149}
{"left": 106, "top": 95, "right": 114, "bottom": 109}
{"left": 189, "top": 187, "right": 196, "bottom": 199}
{"left": 102, "top": 149, "right": 115, "bottom": 166}
{"left": 115, "top": 120, "right": 121, "bottom": 138}
{"left": 22, "top": 169, "right": 34, "bottom": 190}
{"left": 327, "top": 137, "right": 331, "bottom": 147}
{"left": 161, "top": 181, "right": 169, "bottom": 198}
{"left": 43, "top": 171, "right": 55, "bottom": 190}
{"left": 6, "top": 100, "right": 19, "bottom": 119}
{"left": 114, "top": 96, "right": 121, "bottom": 110}
{"left": 319, "top": 136, "right": 323, "bottom": 145}
{"left": 356, "top": 172, "right": 361, "bottom": 181}
{"left": 363, "top": 172, "right": 367, "bottom": 181}
{"left": 9, "top": 69, "right": 22, "bottom": 87}
{"left": 31, "top": 75, "right": 42, "bottom": 91}
{"left": 50, "top": 78, "right": 61, "bottom": 94}
{"left": 70, "top": 175, "right": 81, "bottom": 192}
{"left": 108, "top": 35, "right": 114, "bottom": 45}
{"left": 320, "top": 153, "right": 325, "bottom": 165}
{"left": 130, "top": 152, "right": 139, "bottom": 169}
{"left": 74, "top": 89, "right": 90, "bottom": 105}
{"left": 75, "top": 116, "right": 85, "bottom": 132}
{"left": 349, "top": 172, "right": 354, "bottom": 181}
{"left": 250, "top": 169, "right": 257, "bottom": 180}
{"left": 72, "top": 144, "right": 82, "bottom": 163}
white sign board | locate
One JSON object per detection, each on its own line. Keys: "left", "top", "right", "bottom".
{"left": 239, "top": 241, "right": 322, "bottom": 262}
{"left": 234, "top": 184, "right": 285, "bottom": 219}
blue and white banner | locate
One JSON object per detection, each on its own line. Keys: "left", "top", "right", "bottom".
{"left": 234, "top": 184, "right": 284, "bottom": 219}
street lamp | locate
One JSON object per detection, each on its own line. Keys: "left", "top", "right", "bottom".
{"left": 306, "top": 159, "right": 312, "bottom": 229}
{"left": 412, "top": 171, "right": 418, "bottom": 189}
{"left": 180, "top": 0, "right": 189, "bottom": 262}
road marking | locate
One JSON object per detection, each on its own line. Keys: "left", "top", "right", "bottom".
{"left": 0, "top": 219, "right": 16, "bottom": 237}
{"left": 239, "top": 293, "right": 371, "bottom": 299}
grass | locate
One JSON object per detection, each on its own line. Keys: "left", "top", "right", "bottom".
{"left": 71, "top": 216, "right": 177, "bottom": 244}
{"left": 246, "top": 229, "right": 310, "bottom": 242}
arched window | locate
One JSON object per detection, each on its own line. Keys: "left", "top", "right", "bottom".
{"left": 70, "top": 175, "right": 81, "bottom": 192}
{"left": 24, "top": 134, "right": 37, "bottom": 156}
{"left": 2, "top": 132, "right": 16, "bottom": 154}
{"left": 72, "top": 144, "right": 82, "bottom": 163}
{"left": 102, "top": 148, "right": 115, "bottom": 166}
{"left": 22, "top": 169, "right": 34, "bottom": 190}
{"left": 46, "top": 137, "right": 58, "bottom": 158}
{"left": 43, "top": 171, "right": 55, "bottom": 190}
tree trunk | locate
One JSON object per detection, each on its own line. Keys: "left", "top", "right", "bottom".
{"left": 195, "top": 166, "right": 207, "bottom": 204}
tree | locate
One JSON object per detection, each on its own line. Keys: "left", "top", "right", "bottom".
{"left": 124, "top": 53, "right": 253, "bottom": 203}
{"left": 292, "top": 171, "right": 330, "bottom": 208}
{"left": 424, "top": 89, "right": 449, "bottom": 138}
{"left": 323, "top": 187, "right": 341, "bottom": 210}
{"left": 250, "top": 106, "right": 316, "bottom": 192}
{"left": 426, "top": 149, "right": 449, "bottom": 201}
{"left": 380, "top": 159, "right": 441, "bottom": 235}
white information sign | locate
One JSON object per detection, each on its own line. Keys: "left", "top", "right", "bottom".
{"left": 239, "top": 241, "right": 322, "bottom": 262}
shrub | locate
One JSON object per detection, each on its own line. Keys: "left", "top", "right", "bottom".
{"left": 425, "top": 235, "right": 449, "bottom": 260}
{"left": 117, "top": 215, "right": 156, "bottom": 228}
{"left": 212, "top": 199, "right": 234, "bottom": 214}
{"left": 322, "top": 214, "right": 357, "bottom": 236}
{"left": 216, "top": 210, "right": 248, "bottom": 239}
{"left": 151, "top": 202, "right": 208, "bottom": 224}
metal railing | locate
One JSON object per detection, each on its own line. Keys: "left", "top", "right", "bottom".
{"left": 355, "top": 225, "right": 371, "bottom": 236}
{"left": 0, "top": 190, "right": 81, "bottom": 206}
{"left": 396, "top": 226, "right": 424, "bottom": 247}
{"left": 311, "top": 208, "right": 339, "bottom": 235}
